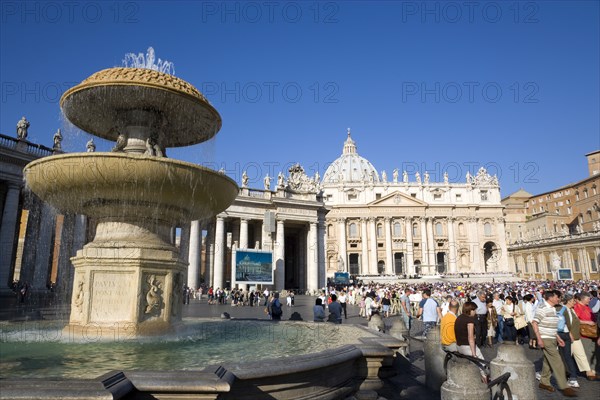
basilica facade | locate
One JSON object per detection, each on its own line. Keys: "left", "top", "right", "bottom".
{"left": 193, "top": 130, "right": 508, "bottom": 292}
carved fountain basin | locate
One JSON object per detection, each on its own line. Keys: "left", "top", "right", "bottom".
{"left": 23, "top": 152, "right": 238, "bottom": 224}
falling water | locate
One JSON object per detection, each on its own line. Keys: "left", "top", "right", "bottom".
{"left": 122, "top": 47, "right": 176, "bottom": 75}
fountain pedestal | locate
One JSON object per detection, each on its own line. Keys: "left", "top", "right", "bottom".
{"left": 68, "top": 237, "right": 185, "bottom": 338}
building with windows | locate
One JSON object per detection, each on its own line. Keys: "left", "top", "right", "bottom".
{"left": 504, "top": 150, "right": 600, "bottom": 280}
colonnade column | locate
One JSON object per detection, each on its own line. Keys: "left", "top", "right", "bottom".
{"left": 239, "top": 218, "right": 249, "bottom": 249}
{"left": 188, "top": 220, "right": 201, "bottom": 290}
{"left": 420, "top": 217, "right": 428, "bottom": 266}
{"left": 275, "top": 219, "right": 285, "bottom": 291}
{"left": 338, "top": 218, "right": 347, "bottom": 271}
{"left": 447, "top": 217, "right": 457, "bottom": 273}
{"left": 204, "top": 220, "right": 215, "bottom": 287}
{"left": 308, "top": 222, "right": 318, "bottom": 292}
{"left": 0, "top": 183, "right": 21, "bottom": 289}
{"left": 360, "top": 218, "right": 368, "bottom": 274}
{"left": 369, "top": 217, "right": 377, "bottom": 274}
{"left": 317, "top": 222, "right": 326, "bottom": 289}
{"left": 405, "top": 217, "right": 414, "bottom": 276}
{"left": 384, "top": 217, "right": 393, "bottom": 275}
{"left": 213, "top": 216, "right": 225, "bottom": 289}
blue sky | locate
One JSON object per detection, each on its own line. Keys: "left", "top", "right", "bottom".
{"left": 1, "top": 1, "right": 598, "bottom": 197}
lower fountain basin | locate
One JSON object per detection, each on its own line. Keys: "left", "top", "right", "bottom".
{"left": 23, "top": 153, "right": 238, "bottom": 223}
{"left": 0, "top": 320, "right": 377, "bottom": 379}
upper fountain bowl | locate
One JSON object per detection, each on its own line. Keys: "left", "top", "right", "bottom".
{"left": 60, "top": 68, "right": 221, "bottom": 147}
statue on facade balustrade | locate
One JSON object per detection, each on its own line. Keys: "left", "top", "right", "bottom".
{"left": 403, "top": 170, "right": 408, "bottom": 183}
{"left": 16, "top": 116, "right": 30, "bottom": 140}
{"left": 86, "top": 138, "right": 96, "bottom": 152}
{"left": 242, "top": 170, "right": 249, "bottom": 188}
{"left": 52, "top": 128, "right": 62, "bottom": 150}
{"left": 393, "top": 168, "right": 399, "bottom": 183}
{"left": 264, "top": 174, "right": 271, "bottom": 191}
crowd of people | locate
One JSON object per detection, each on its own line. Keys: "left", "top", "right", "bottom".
{"left": 330, "top": 278, "right": 600, "bottom": 398}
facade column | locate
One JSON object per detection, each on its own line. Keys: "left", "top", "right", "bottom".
{"left": 188, "top": 220, "right": 201, "bottom": 290}
{"left": 405, "top": 217, "right": 414, "bottom": 276}
{"left": 213, "top": 216, "right": 225, "bottom": 289}
{"left": 369, "top": 217, "right": 377, "bottom": 274}
{"left": 31, "top": 202, "right": 55, "bottom": 289}
{"left": 496, "top": 217, "right": 509, "bottom": 272}
{"left": 0, "top": 183, "right": 21, "bottom": 289}
{"left": 420, "top": 217, "right": 428, "bottom": 267}
{"left": 427, "top": 217, "right": 435, "bottom": 272}
{"left": 384, "top": 217, "right": 393, "bottom": 275}
{"left": 469, "top": 217, "right": 481, "bottom": 272}
{"left": 579, "top": 248, "right": 588, "bottom": 280}
{"left": 308, "top": 222, "right": 318, "bottom": 292}
{"left": 317, "top": 221, "right": 326, "bottom": 289}
{"left": 239, "top": 218, "right": 249, "bottom": 249}
{"left": 447, "top": 217, "right": 457, "bottom": 273}
{"left": 338, "top": 217, "right": 347, "bottom": 272}
{"left": 360, "top": 217, "right": 368, "bottom": 275}
{"left": 275, "top": 219, "right": 285, "bottom": 291}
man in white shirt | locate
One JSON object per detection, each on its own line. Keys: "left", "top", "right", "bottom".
{"left": 492, "top": 293, "right": 505, "bottom": 344}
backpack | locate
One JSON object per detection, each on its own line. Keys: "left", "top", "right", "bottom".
{"left": 556, "top": 306, "right": 567, "bottom": 333}
{"left": 271, "top": 299, "right": 282, "bottom": 316}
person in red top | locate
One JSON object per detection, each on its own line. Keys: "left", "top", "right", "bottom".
{"left": 573, "top": 292, "right": 598, "bottom": 376}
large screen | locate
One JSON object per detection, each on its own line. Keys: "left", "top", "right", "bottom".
{"left": 234, "top": 250, "right": 273, "bottom": 285}
{"left": 557, "top": 269, "right": 573, "bottom": 280}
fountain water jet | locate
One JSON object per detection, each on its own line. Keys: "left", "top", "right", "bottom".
{"left": 23, "top": 66, "right": 238, "bottom": 337}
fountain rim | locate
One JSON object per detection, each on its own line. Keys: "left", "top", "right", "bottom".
{"left": 24, "top": 151, "right": 238, "bottom": 188}
{"left": 59, "top": 67, "right": 214, "bottom": 110}
{"left": 59, "top": 67, "right": 222, "bottom": 147}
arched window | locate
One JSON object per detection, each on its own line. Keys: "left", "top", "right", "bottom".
{"left": 327, "top": 224, "right": 333, "bottom": 237}
{"left": 393, "top": 222, "right": 402, "bottom": 237}
{"left": 458, "top": 223, "right": 465, "bottom": 236}
{"left": 349, "top": 223, "right": 358, "bottom": 238}
{"left": 412, "top": 223, "right": 418, "bottom": 236}
{"left": 435, "top": 222, "right": 443, "bottom": 236}
{"left": 484, "top": 222, "right": 492, "bottom": 236}
{"left": 377, "top": 224, "right": 383, "bottom": 238}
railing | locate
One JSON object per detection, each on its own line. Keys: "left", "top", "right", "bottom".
{"left": 443, "top": 350, "right": 512, "bottom": 400}
{"left": 0, "top": 133, "right": 54, "bottom": 157}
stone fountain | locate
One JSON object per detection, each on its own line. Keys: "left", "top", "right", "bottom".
{"left": 23, "top": 64, "right": 238, "bottom": 337}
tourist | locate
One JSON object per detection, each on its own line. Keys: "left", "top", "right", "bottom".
{"left": 522, "top": 294, "right": 537, "bottom": 348}
{"left": 400, "top": 289, "right": 412, "bottom": 330}
{"left": 417, "top": 288, "right": 442, "bottom": 338}
{"left": 532, "top": 290, "right": 577, "bottom": 397}
{"left": 473, "top": 290, "right": 488, "bottom": 347}
{"left": 492, "top": 292, "right": 505, "bottom": 344}
{"left": 573, "top": 292, "right": 599, "bottom": 374}
{"left": 263, "top": 288, "right": 270, "bottom": 306}
{"left": 286, "top": 292, "right": 292, "bottom": 307}
{"left": 328, "top": 294, "right": 343, "bottom": 324}
{"left": 486, "top": 299, "right": 498, "bottom": 347}
{"left": 555, "top": 295, "right": 580, "bottom": 387}
{"left": 338, "top": 291, "right": 348, "bottom": 319}
{"left": 381, "top": 293, "right": 391, "bottom": 318}
{"left": 313, "top": 298, "right": 326, "bottom": 322}
{"left": 455, "top": 301, "right": 484, "bottom": 359}
{"left": 441, "top": 295, "right": 453, "bottom": 316}
{"left": 269, "top": 292, "right": 283, "bottom": 320}
{"left": 501, "top": 296, "right": 519, "bottom": 343}
{"left": 441, "top": 300, "right": 459, "bottom": 352}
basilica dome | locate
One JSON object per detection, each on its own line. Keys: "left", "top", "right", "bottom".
{"left": 322, "top": 129, "right": 379, "bottom": 184}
